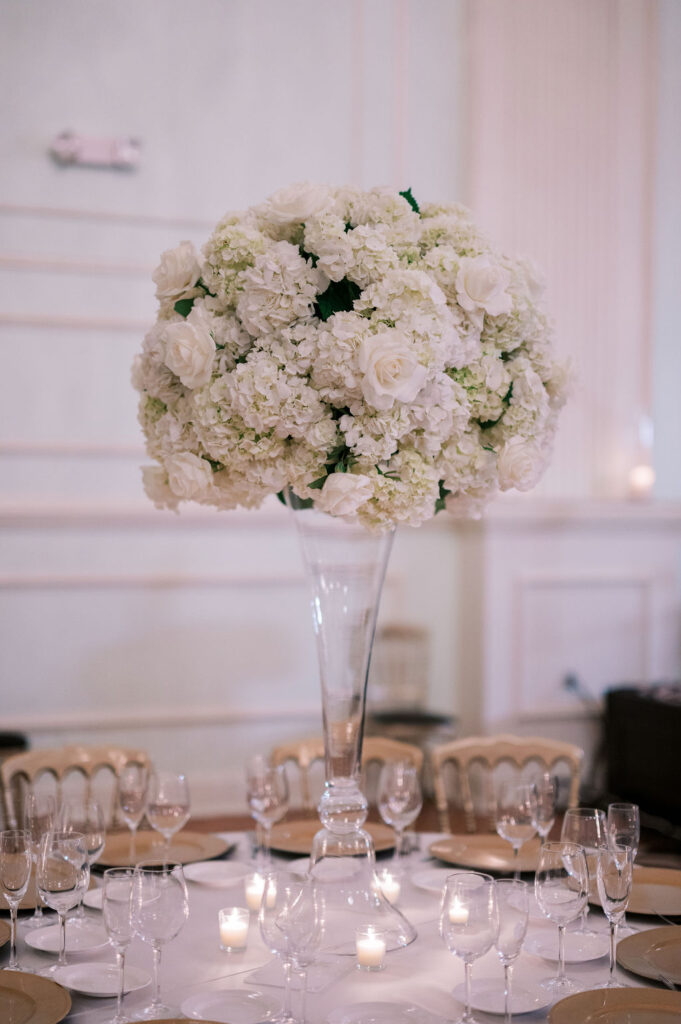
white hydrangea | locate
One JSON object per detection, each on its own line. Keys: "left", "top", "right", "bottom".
{"left": 236, "top": 241, "right": 326, "bottom": 336}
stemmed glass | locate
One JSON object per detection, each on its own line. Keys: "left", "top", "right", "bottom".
{"left": 494, "top": 879, "right": 529, "bottom": 1024}
{"left": 597, "top": 844, "right": 633, "bottom": 988}
{"left": 59, "top": 798, "right": 105, "bottom": 921}
{"left": 607, "top": 803, "right": 639, "bottom": 935}
{"left": 259, "top": 873, "right": 324, "bottom": 1024}
{"left": 440, "top": 872, "right": 499, "bottom": 1024}
{"left": 146, "top": 771, "right": 191, "bottom": 851}
{"left": 377, "top": 761, "right": 423, "bottom": 863}
{"left": 560, "top": 807, "right": 607, "bottom": 934}
{"left": 534, "top": 840, "right": 589, "bottom": 999}
{"left": 133, "top": 861, "right": 189, "bottom": 1019}
{"left": 102, "top": 867, "right": 136, "bottom": 1024}
{"left": 531, "top": 775, "right": 557, "bottom": 841}
{"left": 246, "top": 757, "right": 289, "bottom": 866}
{"left": 495, "top": 783, "right": 537, "bottom": 878}
{"left": 37, "top": 830, "right": 89, "bottom": 974}
{"left": 118, "top": 763, "right": 149, "bottom": 862}
{"left": 23, "top": 790, "right": 56, "bottom": 928}
{"left": 0, "top": 829, "right": 32, "bottom": 971}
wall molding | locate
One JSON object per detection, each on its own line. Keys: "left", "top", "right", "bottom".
{"left": 2, "top": 704, "right": 322, "bottom": 734}
{"left": 0, "top": 201, "right": 212, "bottom": 231}
{"left": 0, "top": 312, "right": 147, "bottom": 332}
{"left": 0, "top": 441, "right": 144, "bottom": 458}
{"left": 0, "top": 253, "right": 152, "bottom": 277}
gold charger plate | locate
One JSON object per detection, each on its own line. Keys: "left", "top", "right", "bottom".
{"left": 590, "top": 865, "right": 681, "bottom": 917}
{"left": 269, "top": 819, "right": 395, "bottom": 855}
{"left": 0, "top": 969, "right": 71, "bottom": 1024}
{"left": 3, "top": 867, "right": 96, "bottom": 913}
{"left": 98, "top": 829, "right": 231, "bottom": 868}
{"left": 429, "top": 834, "right": 541, "bottom": 873}
{"left": 549, "top": 987, "right": 681, "bottom": 1022}
{"left": 617, "top": 925, "right": 681, "bottom": 985}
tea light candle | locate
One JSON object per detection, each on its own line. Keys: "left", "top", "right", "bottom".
{"left": 448, "top": 896, "right": 469, "bottom": 925}
{"left": 219, "top": 907, "right": 249, "bottom": 951}
{"left": 356, "top": 925, "right": 386, "bottom": 970}
{"left": 374, "top": 870, "right": 400, "bottom": 905}
{"left": 245, "top": 873, "right": 276, "bottom": 912}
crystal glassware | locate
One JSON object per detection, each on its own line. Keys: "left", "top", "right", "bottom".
{"left": 118, "top": 763, "right": 149, "bottom": 862}
{"left": 495, "top": 783, "right": 537, "bottom": 878}
{"left": 531, "top": 774, "right": 557, "bottom": 840}
{"left": 607, "top": 802, "right": 639, "bottom": 936}
{"left": 37, "top": 830, "right": 89, "bottom": 974}
{"left": 102, "top": 867, "right": 136, "bottom": 1024}
{"left": 0, "top": 829, "right": 32, "bottom": 970}
{"left": 146, "top": 771, "right": 191, "bottom": 851}
{"left": 377, "top": 760, "right": 423, "bottom": 862}
{"left": 59, "top": 798, "right": 105, "bottom": 921}
{"left": 23, "top": 790, "right": 56, "bottom": 928}
{"left": 440, "top": 872, "right": 498, "bottom": 1024}
{"left": 245, "top": 756, "right": 289, "bottom": 866}
{"left": 597, "top": 844, "right": 633, "bottom": 988}
{"left": 133, "top": 861, "right": 189, "bottom": 1019}
{"left": 494, "top": 878, "right": 530, "bottom": 1024}
{"left": 534, "top": 840, "right": 589, "bottom": 999}
{"left": 560, "top": 807, "right": 607, "bottom": 934}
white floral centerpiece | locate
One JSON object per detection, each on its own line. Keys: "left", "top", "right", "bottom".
{"left": 133, "top": 183, "right": 568, "bottom": 530}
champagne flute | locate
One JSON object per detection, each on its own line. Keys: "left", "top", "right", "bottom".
{"left": 597, "top": 844, "right": 633, "bottom": 988}
{"left": 23, "top": 790, "right": 56, "bottom": 928}
{"left": 59, "top": 798, "right": 105, "bottom": 921}
{"left": 534, "top": 840, "right": 588, "bottom": 999}
{"left": 494, "top": 879, "right": 529, "bottom": 1024}
{"left": 377, "top": 761, "right": 423, "bottom": 863}
{"left": 133, "top": 861, "right": 189, "bottom": 1019}
{"left": 531, "top": 774, "right": 557, "bottom": 840}
{"left": 146, "top": 771, "right": 190, "bottom": 851}
{"left": 245, "top": 757, "right": 289, "bottom": 866}
{"left": 37, "top": 830, "right": 89, "bottom": 974}
{"left": 440, "top": 872, "right": 498, "bottom": 1024}
{"left": 607, "top": 802, "right": 639, "bottom": 935}
{"left": 0, "top": 829, "right": 32, "bottom": 971}
{"left": 495, "top": 783, "right": 537, "bottom": 878}
{"left": 118, "top": 763, "right": 149, "bottom": 862}
{"left": 102, "top": 867, "right": 136, "bottom": 1024}
{"left": 560, "top": 807, "right": 606, "bottom": 934}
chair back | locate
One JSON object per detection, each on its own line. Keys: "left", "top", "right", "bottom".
{"left": 430, "top": 733, "right": 583, "bottom": 833}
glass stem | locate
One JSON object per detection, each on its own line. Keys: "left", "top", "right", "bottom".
{"left": 57, "top": 910, "right": 67, "bottom": 967}
{"left": 129, "top": 825, "right": 137, "bottom": 862}
{"left": 8, "top": 905, "right": 18, "bottom": 969}
{"left": 609, "top": 921, "right": 616, "bottom": 983}
{"left": 299, "top": 967, "right": 309, "bottom": 1024}
{"left": 263, "top": 823, "right": 272, "bottom": 866}
{"left": 151, "top": 945, "right": 162, "bottom": 1008}
{"left": 282, "top": 958, "right": 293, "bottom": 1021}
{"left": 463, "top": 960, "right": 473, "bottom": 1023}
{"left": 512, "top": 845, "right": 520, "bottom": 881}
{"left": 394, "top": 827, "right": 404, "bottom": 861}
{"left": 504, "top": 961, "right": 512, "bottom": 1024}
{"left": 557, "top": 924, "right": 566, "bottom": 984}
{"left": 116, "top": 948, "right": 125, "bottom": 1020}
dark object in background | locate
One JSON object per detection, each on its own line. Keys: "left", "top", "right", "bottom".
{"left": 605, "top": 686, "right": 681, "bottom": 825}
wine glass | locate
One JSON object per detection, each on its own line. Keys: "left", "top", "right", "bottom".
{"left": 607, "top": 803, "right": 639, "bottom": 935}
{"left": 494, "top": 879, "right": 530, "bottom": 1024}
{"left": 59, "top": 797, "right": 105, "bottom": 921}
{"left": 440, "top": 872, "right": 498, "bottom": 1024}
{"left": 377, "top": 760, "right": 423, "bottom": 862}
{"left": 259, "top": 872, "right": 324, "bottom": 1024}
{"left": 0, "top": 829, "right": 32, "bottom": 971}
{"left": 597, "top": 844, "right": 633, "bottom": 988}
{"left": 23, "top": 789, "right": 56, "bottom": 928}
{"left": 37, "top": 830, "right": 89, "bottom": 974}
{"left": 560, "top": 806, "right": 607, "bottom": 934}
{"left": 495, "top": 783, "right": 537, "bottom": 878}
{"left": 118, "top": 763, "right": 149, "bottom": 861}
{"left": 534, "top": 840, "right": 589, "bottom": 999}
{"left": 133, "top": 861, "right": 189, "bottom": 1019}
{"left": 245, "top": 756, "right": 289, "bottom": 866}
{"left": 102, "top": 867, "right": 136, "bottom": 1024}
{"left": 531, "top": 774, "right": 557, "bottom": 840}
{"left": 146, "top": 771, "right": 191, "bottom": 851}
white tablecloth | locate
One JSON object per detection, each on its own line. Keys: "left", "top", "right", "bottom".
{"left": 11, "top": 832, "right": 666, "bottom": 1023}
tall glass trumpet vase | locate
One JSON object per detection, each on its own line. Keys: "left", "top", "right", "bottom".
{"left": 288, "top": 495, "right": 416, "bottom": 954}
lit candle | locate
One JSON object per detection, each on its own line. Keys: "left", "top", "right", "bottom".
{"left": 218, "top": 907, "right": 249, "bottom": 951}
{"left": 628, "top": 464, "right": 655, "bottom": 499}
{"left": 448, "top": 896, "right": 469, "bottom": 925}
{"left": 374, "top": 870, "right": 400, "bottom": 905}
{"left": 356, "top": 926, "right": 386, "bottom": 970}
{"left": 245, "top": 873, "right": 276, "bottom": 912}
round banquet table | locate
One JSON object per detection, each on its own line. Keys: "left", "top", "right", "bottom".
{"left": 5, "top": 831, "right": 675, "bottom": 1023}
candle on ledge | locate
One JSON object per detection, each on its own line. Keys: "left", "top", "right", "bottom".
{"left": 219, "top": 907, "right": 249, "bottom": 951}
{"left": 448, "top": 896, "right": 469, "bottom": 925}
{"left": 374, "top": 869, "right": 400, "bottom": 905}
{"left": 356, "top": 925, "right": 386, "bottom": 971}
{"left": 245, "top": 873, "right": 276, "bottom": 912}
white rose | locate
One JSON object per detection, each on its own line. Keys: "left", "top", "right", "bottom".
{"left": 163, "top": 317, "right": 215, "bottom": 389}
{"left": 152, "top": 241, "right": 201, "bottom": 301}
{"left": 359, "top": 330, "right": 428, "bottom": 411}
{"left": 456, "top": 255, "right": 513, "bottom": 318}
{"left": 165, "top": 453, "right": 213, "bottom": 499}
{"left": 141, "top": 465, "right": 179, "bottom": 511}
{"left": 266, "top": 182, "right": 331, "bottom": 224}
{"left": 315, "top": 472, "right": 374, "bottom": 516}
{"left": 497, "top": 436, "right": 547, "bottom": 491}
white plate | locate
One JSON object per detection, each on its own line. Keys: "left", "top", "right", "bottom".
{"left": 181, "top": 988, "right": 280, "bottom": 1024}
{"left": 327, "top": 1002, "right": 448, "bottom": 1024}
{"left": 52, "top": 962, "right": 150, "bottom": 998}
{"left": 410, "top": 867, "right": 453, "bottom": 894}
{"left": 453, "top": 978, "right": 551, "bottom": 1015}
{"left": 525, "top": 927, "right": 609, "bottom": 963}
{"left": 183, "top": 860, "right": 252, "bottom": 888}
{"left": 287, "top": 858, "right": 311, "bottom": 878}
{"left": 82, "top": 888, "right": 103, "bottom": 910}
{"left": 25, "top": 921, "right": 110, "bottom": 955}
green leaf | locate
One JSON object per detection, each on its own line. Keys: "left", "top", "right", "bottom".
{"left": 434, "top": 481, "right": 451, "bottom": 514}
{"left": 399, "top": 187, "right": 420, "bottom": 214}
{"left": 479, "top": 383, "right": 513, "bottom": 430}
{"left": 202, "top": 456, "right": 224, "bottom": 473}
{"left": 482, "top": 444, "right": 496, "bottom": 453}
{"left": 315, "top": 278, "right": 361, "bottom": 321}
{"left": 308, "top": 476, "right": 327, "bottom": 490}
{"left": 173, "top": 297, "right": 195, "bottom": 318}
{"left": 299, "top": 247, "right": 319, "bottom": 267}
{"left": 277, "top": 489, "right": 314, "bottom": 510}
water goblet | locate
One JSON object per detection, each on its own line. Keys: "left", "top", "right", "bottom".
{"left": 495, "top": 783, "right": 537, "bottom": 878}
{"left": 59, "top": 797, "right": 105, "bottom": 921}
{"left": 245, "top": 756, "right": 289, "bottom": 866}
{"left": 534, "top": 840, "right": 589, "bottom": 999}
{"left": 102, "top": 867, "right": 136, "bottom": 1024}
{"left": 133, "top": 861, "right": 189, "bottom": 1019}
{"left": 118, "top": 763, "right": 149, "bottom": 862}
{"left": 494, "top": 878, "right": 530, "bottom": 1024}
{"left": 597, "top": 844, "right": 633, "bottom": 988}
{"left": 607, "top": 802, "right": 639, "bottom": 935}
{"left": 23, "top": 790, "right": 56, "bottom": 928}
{"left": 440, "top": 872, "right": 498, "bottom": 1024}
{"left": 560, "top": 806, "right": 607, "bottom": 934}
{"left": 37, "top": 830, "right": 89, "bottom": 974}
{"left": 0, "top": 829, "right": 32, "bottom": 970}
{"left": 146, "top": 771, "right": 191, "bottom": 851}
{"left": 377, "top": 760, "right": 423, "bottom": 862}
{"left": 531, "top": 774, "right": 557, "bottom": 840}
